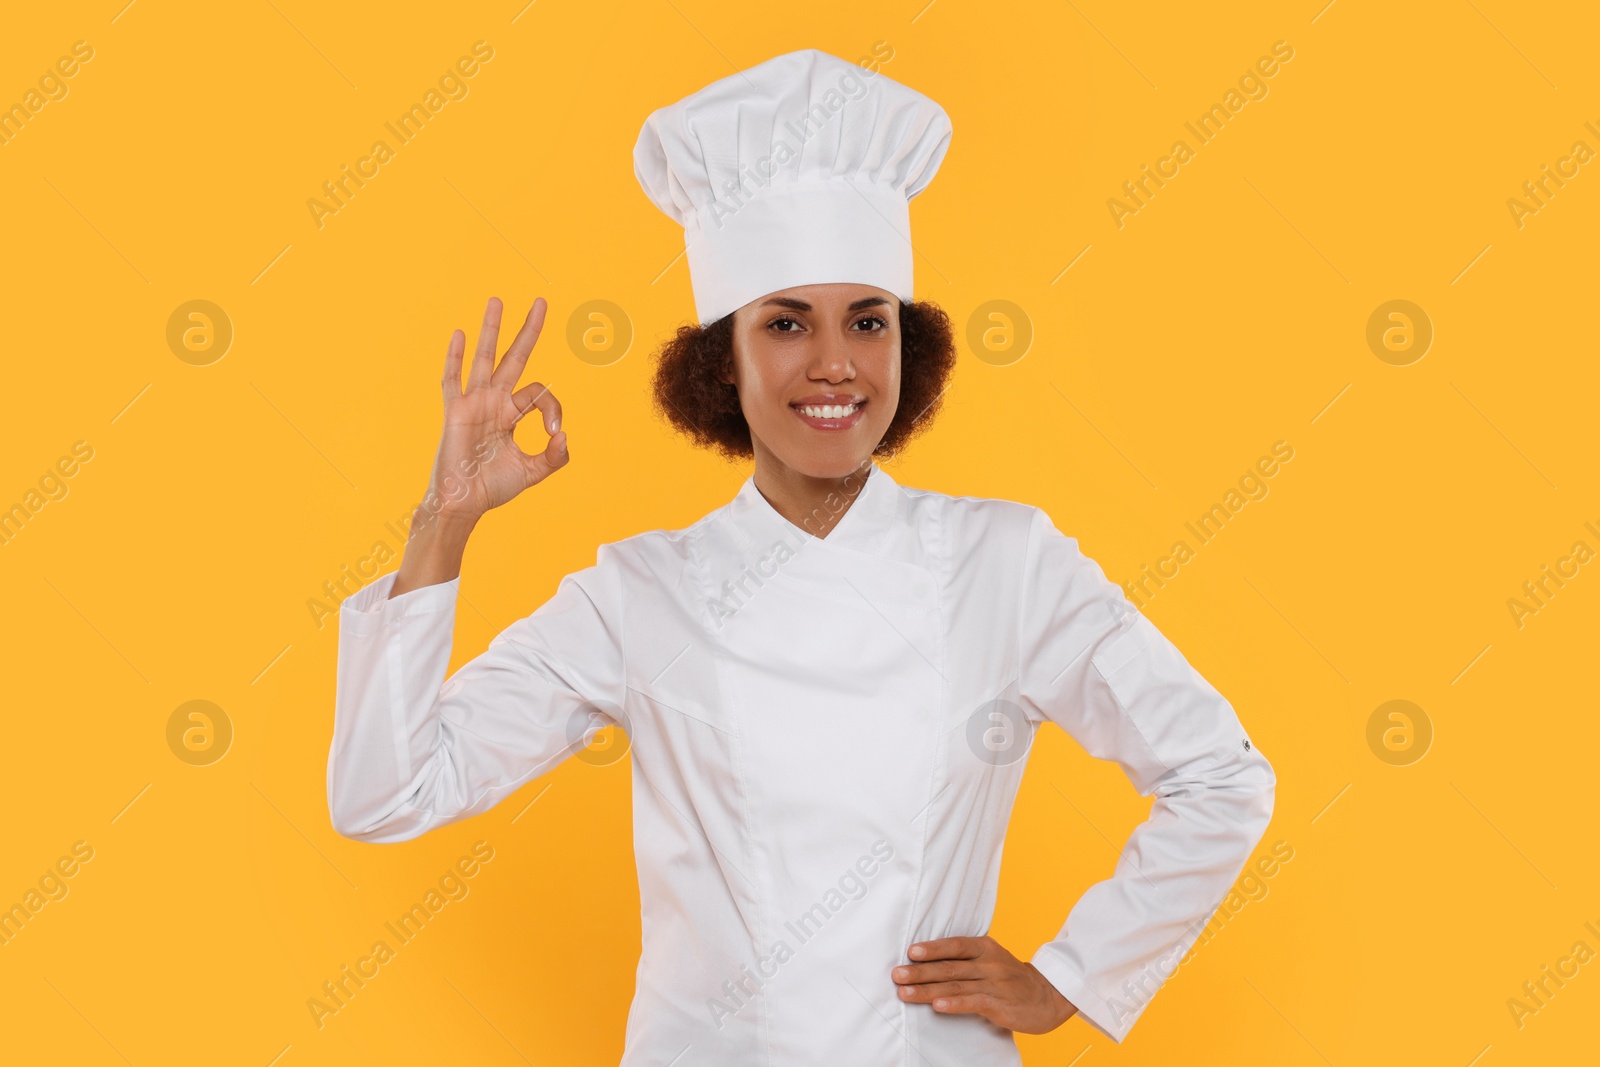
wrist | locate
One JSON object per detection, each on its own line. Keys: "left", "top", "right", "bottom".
{"left": 391, "top": 507, "right": 477, "bottom": 597}
{"left": 410, "top": 499, "right": 482, "bottom": 540}
{"left": 1030, "top": 963, "right": 1078, "bottom": 1029}
{"left": 430, "top": 507, "right": 483, "bottom": 535}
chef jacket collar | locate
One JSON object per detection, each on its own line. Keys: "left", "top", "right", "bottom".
{"left": 726, "top": 459, "right": 903, "bottom": 559}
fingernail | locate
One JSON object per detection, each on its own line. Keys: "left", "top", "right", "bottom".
{"left": 552, "top": 416, "right": 560, "bottom": 433}
{"left": 910, "top": 946, "right": 924, "bottom": 958}
{"left": 893, "top": 967, "right": 908, "bottom": 980}
{"left": 556, "top": 433, "right": 567, "bottom": 452}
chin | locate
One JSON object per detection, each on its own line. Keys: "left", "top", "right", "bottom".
{"left": 771, "top": 438, "right": 877, "bottom": 480}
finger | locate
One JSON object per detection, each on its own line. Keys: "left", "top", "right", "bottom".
{"left": 510, "top": 380, "right": 562, "bottom": 436}
{"left": 908, "top": 937, "right": 986, "bottom": 962}
{"left": 519, "top": 429, "right": 569, "bottom": 488}
{"left": 893, "top": 960, "right": 984, "bottom": 985}
{"left": 441, "top": 329, "right": 466, "bottom": 405}
{"left": 896, "top": 979, "right": 984, "bottom": 1003}
{"left": 491, "top": 297, "right": 548, "bottom": 392}
{"left": 925, "top": 992, "right": 997, "bottom": 1015}
{"left": 469, "top": 296, "right": 503, "bottom": 390}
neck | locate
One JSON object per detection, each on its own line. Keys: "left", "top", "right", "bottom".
{"left": 750, "top": 442, "right": 875, "bottom": 539}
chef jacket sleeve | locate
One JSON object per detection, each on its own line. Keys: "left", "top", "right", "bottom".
{"left": 1015, "top": 507, "right": 1275, "bottom": 1044}
{"left": 327, "top": 548, "right": 627, "bottom": 844}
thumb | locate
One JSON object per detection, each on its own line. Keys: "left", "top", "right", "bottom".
{"left": 520, "top": 428, "right": 570, "bottom": 488}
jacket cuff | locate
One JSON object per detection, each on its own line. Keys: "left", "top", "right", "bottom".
{"left": 1030, "top": 943, "right": 1134, "bottom": 1044}
{"left": 338, "top": 571, "right": 460, "bottom": 636}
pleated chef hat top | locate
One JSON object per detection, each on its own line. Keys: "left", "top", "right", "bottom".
{"left": 633, "top": 49, "right": 953, "bottom": 325}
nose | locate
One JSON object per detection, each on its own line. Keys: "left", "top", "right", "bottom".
{"left": 807, "top": 328, "right": 855, "bottom": 383}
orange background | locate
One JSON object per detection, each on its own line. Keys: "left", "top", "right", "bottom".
{"left": 2, "top": 1, "right": 1597, "bottom": 1063}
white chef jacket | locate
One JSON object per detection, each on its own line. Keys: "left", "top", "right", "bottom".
{"left": 328, "top": 461, "right": 1274, "bottom": 1063}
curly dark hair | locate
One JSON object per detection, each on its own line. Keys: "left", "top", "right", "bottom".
{"left": 650, "top": 299, "right": 956, "bottom": 462}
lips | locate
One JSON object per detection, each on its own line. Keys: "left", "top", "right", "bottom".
{"left": 791, "top": 397, "right": 865, "bottom": 430}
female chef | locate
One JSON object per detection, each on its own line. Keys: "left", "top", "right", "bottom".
{"left": 328, "top": 49, "right": 1275, "bottom": 1064}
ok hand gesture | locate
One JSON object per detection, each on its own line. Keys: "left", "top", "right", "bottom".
{"left": 391, "top": 296, "right": 566, "bottom": 597}
{"left": 428, "top": 295, "right": 568, "bottom": 522}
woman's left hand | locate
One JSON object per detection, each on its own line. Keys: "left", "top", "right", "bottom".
{"left": 891, "top": 935, "right": 1078, "bottom": 1034}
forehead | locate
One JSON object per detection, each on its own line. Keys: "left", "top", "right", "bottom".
{"left": 741, "top": 282, "right": 897, "bottom": 317}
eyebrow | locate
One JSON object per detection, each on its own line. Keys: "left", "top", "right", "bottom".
{"left": 759, "top": 296, "right": 892, "bottom": 312}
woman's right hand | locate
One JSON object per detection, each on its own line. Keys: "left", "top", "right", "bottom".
{"left": 390, "top": 296, "right": 566, "bottom": 597}
{"left": 430, "top": 295, "right": 568, "bottom": 523}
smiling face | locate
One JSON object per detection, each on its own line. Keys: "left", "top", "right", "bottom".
{"left": 722, "top": 282, "right": 902, "bottom": 480}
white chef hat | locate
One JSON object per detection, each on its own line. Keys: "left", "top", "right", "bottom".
{"left": 633, "top": 48, "right": 953, "bottom": 325}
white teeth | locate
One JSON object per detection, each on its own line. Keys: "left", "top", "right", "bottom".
{"left": 798, "top": 403, "right": 859, "bottom": 419}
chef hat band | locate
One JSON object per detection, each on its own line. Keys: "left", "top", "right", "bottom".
{"left": 633, "top": 49, "right": 953, "bottom": 325}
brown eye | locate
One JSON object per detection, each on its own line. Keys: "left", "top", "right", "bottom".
{"left": 854, "top": 315, "right": 889, "bottom": 331}
{"left": 768, "top": 316, "right": 802, "bottom": 333}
